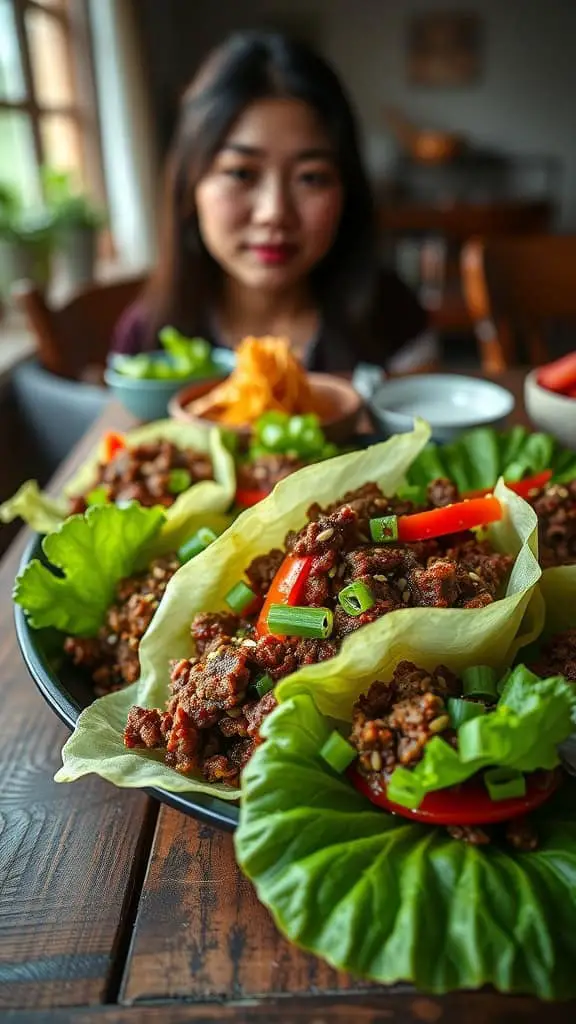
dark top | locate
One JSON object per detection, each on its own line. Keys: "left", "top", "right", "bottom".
{"left": 109, "top": 269, "right": 428, "bottom": 373}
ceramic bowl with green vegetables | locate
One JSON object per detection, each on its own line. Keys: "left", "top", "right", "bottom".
{"left": 105, "top": 327, "right": 235, "bottom": 421}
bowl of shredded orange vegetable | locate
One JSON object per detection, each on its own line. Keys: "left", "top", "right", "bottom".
{"left": 168, "top": 336, "right": 363, "bottom": 442}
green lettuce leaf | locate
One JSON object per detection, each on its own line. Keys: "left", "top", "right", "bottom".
{"left": 1, "top": 419, "right": 236, "bottom": 548}
{"left": 57, "top": 421, "right": 542, "bottom": 800}
{"left": 235, "top": 693, "right": 576, "bottom": 999}
{"left": 407, "top": 425, "right": 573, "bottom": 494}
{"left": 14, "top": 503, "right": 165, "bottom": 635}
{"left": 388, "top": 665, "right": 576, "bottom": 808}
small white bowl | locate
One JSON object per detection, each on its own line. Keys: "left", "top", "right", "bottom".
{"left": 524, "top": 368, "right": 576, "bottom": 450}
{"left": 369, "top": 373, "right": 515, "bottom": 443}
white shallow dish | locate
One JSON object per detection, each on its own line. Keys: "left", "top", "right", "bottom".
{"left": 369, "top": 373, "right": 515, "bottom": 443}
{"left": 525, "top": 368, "right": 576, "bottom": 451}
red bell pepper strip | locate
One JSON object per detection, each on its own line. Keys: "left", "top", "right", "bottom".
{"left": 100, "top": 431, "right": 127, "bottom": 463}
{"left": 396, "top": 496, "right": 502, "bottom": 543}
{"left": 256, "top": 554, "right": 314, "bottom": 636}
{"left": 463, "top": 469, "right": 553, "bottom": 500}
{"left": 537, "top": 351, "right": 576, "bottom": 394}
{"left": 235, "top": 486, "right": 272, "bottom": 508}
{"left": 348, "top": 765, "right": 560, "bottom": 826}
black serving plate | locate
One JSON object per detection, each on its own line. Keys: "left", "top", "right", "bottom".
{"left": 14, "top": 533, "right": 240, "bottom": 832}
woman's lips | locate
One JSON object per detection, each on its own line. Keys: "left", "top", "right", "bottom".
{"left": 248, "top": 244, "right": 297, "bottom": 265}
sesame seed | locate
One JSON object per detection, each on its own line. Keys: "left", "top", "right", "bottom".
{"left": 429, "top": 715, "right": 450, "bottom": 734}
{"left": 226, "top": 707, "right": 243, "bottom": 718}
{"left": 242, "top": 639, "right": 257, "bottom": 648}
{"left": 373, "top": 574, "right": 387, "bottom": 582}
{"left": 402, "top": 591, "right": 410, "bottom": 603}
{"left": 316, "top": 527, "right": 335, "bottom": 543}
{"left": 370, "top": 750, "right": 382, "bottom": 772}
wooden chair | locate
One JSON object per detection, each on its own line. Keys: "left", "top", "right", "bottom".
{"left": 13, "top": 273, "right": 147, "bottom": 380}
{"left": 461, "top": 234, "right": 576, "bottom": 372}
{"left": 379, "top": 198, "right": 554, "bottom": 334}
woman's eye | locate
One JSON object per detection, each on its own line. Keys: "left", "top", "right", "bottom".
{"left": 224, "top": 167, "right": 256, "bottom": 183}
{"left": 299, "top": 169, "right": 335, "bottom": 187}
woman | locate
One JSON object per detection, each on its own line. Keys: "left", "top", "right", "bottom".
{"left": 112, "top": 31, "right": 435, "bottom": 374}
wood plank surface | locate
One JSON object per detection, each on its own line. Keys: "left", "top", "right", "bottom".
{"left": 5, "top": 994, "right": 576, "bottom": 1024}
{"left": 0, "top": 402, "right": 156, "bottom": 1010}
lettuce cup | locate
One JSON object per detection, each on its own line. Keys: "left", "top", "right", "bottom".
{"left": 55, "top": 421, "right": 542, "bottom": 800}
{"left": 1, "top": 419, "right": 235, "bottom": 552}
{"left": 235, "top": 666, "right": 576, "bottom": 999}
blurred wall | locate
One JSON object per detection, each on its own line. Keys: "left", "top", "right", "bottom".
{"left": 135, "top": 0, "right": 576, "bottom": 227}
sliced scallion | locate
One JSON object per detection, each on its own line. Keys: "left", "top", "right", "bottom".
{"left": 252, "top": 674, "right": 274, "bottom": 698}
{"left": 484, "top": 767, "right": 526, "bottom": 802}
{"left": 167, "top": 468, "right": 192, "bottom": 494}
{"left": 86, "top": 486, "right": 108, "bottom": 506}
{"left": 447, "top": 697, "right": 486, "bottom": 730}
{"left": 177, "top": 527, "right": 218, "bottom": 564}
{"left": 225, "top": 580, "right": 260, "bottom": 616}
{"left": 369, "top": 515, "right": 399, "bottom": 543}
{"left": 320, "top": 731, "right": 357, "bottom": 773}
{"left": 386, "top": 765, "right": 423, "bottom": 810}
{"left": 338, "top": 581, "right": 375, "bottom": 616}
{"left": 266, "top": 603, "right": 334, "bottom": 638}
{"left": 462, "top": 665, "right": 498, "bottom": 702}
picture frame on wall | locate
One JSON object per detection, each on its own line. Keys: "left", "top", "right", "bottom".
{"left": 407, "top": 12, "right": 483, "bottom": 87}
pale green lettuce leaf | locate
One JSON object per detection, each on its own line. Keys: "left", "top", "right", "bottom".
{"left": 0, "top": 480, "right": 68, "bottom": 534}
{"left": 235, "top": 693, "right": 576, "bottom": 999}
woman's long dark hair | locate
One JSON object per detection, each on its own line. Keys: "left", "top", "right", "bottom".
{"left": 143, "top": 30, "right": 379, "bottom": 356}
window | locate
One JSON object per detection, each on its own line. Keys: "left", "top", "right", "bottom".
{"left": 0, "top": 0, "right": 104, "bottom": 206}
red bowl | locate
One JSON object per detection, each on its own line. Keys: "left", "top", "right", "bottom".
{"left": 168, "top": 372, "right": 364, "bottom": 444}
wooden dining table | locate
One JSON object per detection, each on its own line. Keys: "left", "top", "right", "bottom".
{"left": 1, "top": 367, "right": 574, "bottom": 1023}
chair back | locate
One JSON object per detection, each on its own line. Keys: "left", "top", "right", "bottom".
{"left": 461, "top": 234, "right": 576, "bottom": 371}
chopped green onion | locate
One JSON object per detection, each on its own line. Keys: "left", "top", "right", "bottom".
{"left": 167, "top": 468, "right": 192, "bottom": 494}
{"left": 266, "top": 603, "right": 334, "bottom": 638}
{"left": 252, "top": 674, "right": 274, "bottom": 698}
{"left": 386, "top": 765, "right": 424, "bottom": 810}
{"left": 225, "top": 580, "right": 260, "bottom": 615}
{"left": 462, "top": 665, "right": 498, "bottom": 702}
{"left": 320, "top": 731, "right": 357, "bottom": 773}
{"left": 86, "top": 486, "right": 108, "bottom": 506}
{"left": 177, "top": 527, "right": 218, "bottom": 564}
{"left": 484, "top": 767, "right": 526, "bottom": 802}
{"left": 447, "top": 697, "right": 486, "bottom": 730}
{"left": 338, "top": 581, "right": 375, "bottom": 616}
{"left": 369, "top": 515, "right": 399, "bottom": 543}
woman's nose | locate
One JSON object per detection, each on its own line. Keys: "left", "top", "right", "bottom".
{"left": 252, "top": 174, "right": 296, "bottom": 227}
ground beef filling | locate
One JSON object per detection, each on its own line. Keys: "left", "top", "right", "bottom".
{"left": 531, "top": 628, "right": 576, "bottom": 682}
{"left": 280, "top": 485, "right": 512, "bottom": 633}
{"left": 528, "top": 481, "right": 576, "bottom": 568}
{"left": 69, "top": 440, "right": 213, "bottom": 513}
{"left": 236, "top": 454, "right": 305, "bottom": 496}
{"left": 349, "top": 661, "right": 541, "bottom": 850}
{"left": 124, "top": 612, "right": 290, "bottom": 785}
{"left": 123, "top": 481, "right": 513, "bottom": 785}
{"left": 64, "top": 555, "right": 179, "bottom": 695}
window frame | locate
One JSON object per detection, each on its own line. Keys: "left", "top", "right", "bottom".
{"left": 0, "top": 0, "right": 107, "bottom": 205}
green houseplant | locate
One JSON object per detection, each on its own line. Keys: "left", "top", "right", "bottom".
{"left": 0, "top": 183, "right": 53, "bottom": 301}
{"left": 43, "top": 168, "right": 107, "bottom": 289}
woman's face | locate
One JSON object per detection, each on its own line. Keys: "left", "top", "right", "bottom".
{"left": 195, "top": 98, "right": 344, "bottom": 293}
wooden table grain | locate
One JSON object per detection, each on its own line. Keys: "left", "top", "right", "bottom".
{"left": 1, "top": 370, "right": 575, "bottom": 1022}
